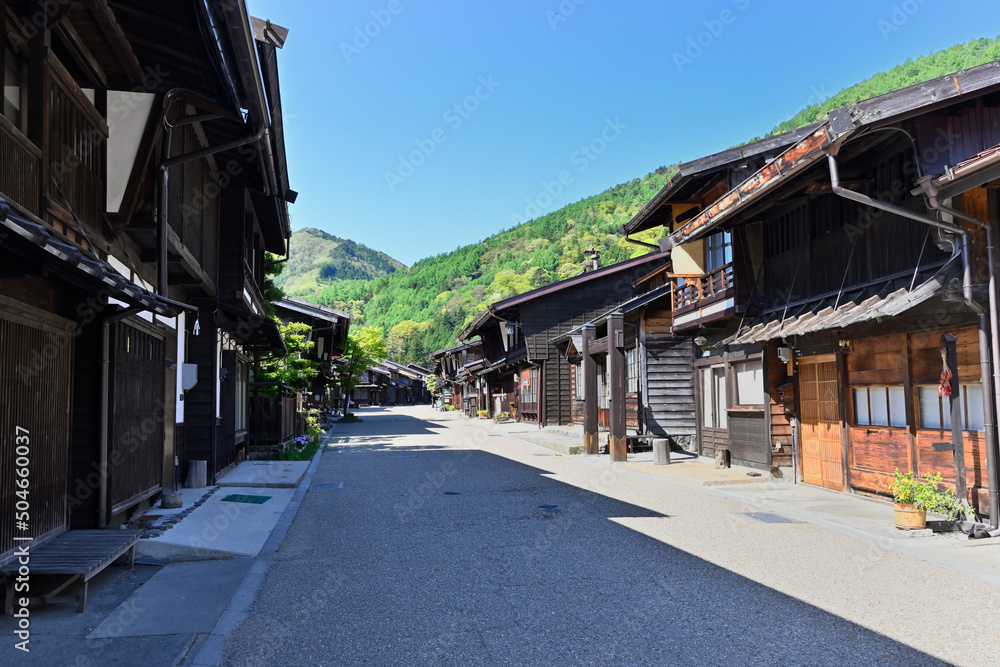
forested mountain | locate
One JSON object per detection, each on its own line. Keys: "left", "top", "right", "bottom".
{"left": 275, "top": 228, "right": 405, "bottom": 294}
{"left": 762, "top": 37, "right": 1000, "bottom": 140}
{"left": 286, "top": 37, "right": 1000, "bottom": 366}
{"left": 284, "top": 171, "right": 672, "bottom": 362}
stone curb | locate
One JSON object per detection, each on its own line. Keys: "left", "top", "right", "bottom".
{"left": 184, "top": 427, "right": 334, "bottom": 666}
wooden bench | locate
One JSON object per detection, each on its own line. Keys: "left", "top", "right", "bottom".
{"left": 2, "top": 529, "right": 141, "bottom": 614}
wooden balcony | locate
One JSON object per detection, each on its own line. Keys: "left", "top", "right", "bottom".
{"left": 48, "top": 54, "right": 108, "bottom": 237}
{"left": 671, "top": 262, "right": 738, "bottom": 330}
{"left": 0, "top": 115, "right": 42, "bottom": 215}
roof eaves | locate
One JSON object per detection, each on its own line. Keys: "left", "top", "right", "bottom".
{"left": 664, "top": 124, "right": 841, "bottom": 250}
{"left": 491, "top": 251, "right": 668, "bottom": 310}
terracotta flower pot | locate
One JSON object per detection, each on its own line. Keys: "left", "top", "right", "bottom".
{"left": 894, "top": 503, "right": 927, "bottom": 530}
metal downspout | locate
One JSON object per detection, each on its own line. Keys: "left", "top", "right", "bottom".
{"left": 99, "top": 305, "right": 143, "bottom": 527}
{"left": 826, "top": 153, "right": 966, "bottom": 235}
{"left": 917, "top": 177, "right": 1000, "bottom": 530}
{"left": 622, "top": 229, "right": 661, "bottom": 251}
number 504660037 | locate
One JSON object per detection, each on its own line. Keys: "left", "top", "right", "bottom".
{"left": 16, "top": 426, "right": 29, "bottom": 436}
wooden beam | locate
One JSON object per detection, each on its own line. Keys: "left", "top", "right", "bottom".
{"left": 902, "top": 333, "right": 919, "bottom": 472}
{"left": 165, "top": 225, "right": 216, "bottom": 297}
{"left": 54, "top": 18, "right": 106, "bottom": 88}
{"left": 582, "top": 325, "right": 598, "bottom": 455}
{"left": 836, "top": 352, "right": 851, "bottom": 493}
{"left": 608, "top": 313, "right": 627, "bottom": 462}
{"left": 116, "top": 109, "right": 162, "bottom": 227}
{"left": 84, "top": 0, "right": 144, "bottom": 85}
{"left": 942, "top": 333, "right": 968, "bottom": 502}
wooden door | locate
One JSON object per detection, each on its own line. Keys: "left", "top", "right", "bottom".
{"left": 108, "top": 320, "right": 165, "bottom": 517}
{"left": 799, "top": 357, "right": 844, "bottom": 490}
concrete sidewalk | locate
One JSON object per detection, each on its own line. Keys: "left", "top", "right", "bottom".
{"left": 0, "top": 432, "right": 329, "bottom": 667}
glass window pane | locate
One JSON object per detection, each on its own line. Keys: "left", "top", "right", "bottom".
{"left": 918, "top": 386, "right": 945, "bottom": 429}
{"left": 854, "top": 388, "right": 869, "bottom": 425}
{"left": 713, "top": 367, "right": 727, "bottom": 430}
{"left": 734, "top": 360, "right": 764, "bottom": 405}
{"left": 869, "top": 387, "right": 889, "bottom": 426}
{"left": 964, "top": 384, "right": 985, "bottom": 432}
{"left": 888, "top": 386, "right": 906, "bottom": 427}
{"left": 702, "top": 369, "right": 714, "bottom": 428}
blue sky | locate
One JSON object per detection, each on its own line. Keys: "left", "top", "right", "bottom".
{"left": 246, "top": 0, "right": 998, "bottom": 266}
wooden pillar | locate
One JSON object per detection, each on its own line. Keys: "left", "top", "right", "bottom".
{"left": 608, "top": 312, "right": 627, "bottom": 462}
{"left": 942, "top": 334, "right": 967, "bottom": 502}
{"left": 582, "top": 325, "right": 599, "bottom": 454}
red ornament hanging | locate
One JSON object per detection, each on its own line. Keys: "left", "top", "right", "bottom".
{"left": 938, "top": 349, "right": 953, "bottom": 398}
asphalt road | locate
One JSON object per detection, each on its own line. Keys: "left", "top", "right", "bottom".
{"left": 223, "top": 406, "right": 1000, "bottom": 666}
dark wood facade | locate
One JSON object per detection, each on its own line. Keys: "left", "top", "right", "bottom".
{"left": 465, "top": 253, "right": 671, "bottom": 427}
{"left": 625, "top": 64, "right": 1000, "bottom": 510}
{"left": 0, "top": 0, "right": 293, "bottom": 567}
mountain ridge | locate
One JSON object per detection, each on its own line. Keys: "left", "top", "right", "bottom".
{"left": 287, "top": 36, "right": 1000, "bottom": 366}
{"left": 275, "top": 227, "right": 405, "bottom": 294}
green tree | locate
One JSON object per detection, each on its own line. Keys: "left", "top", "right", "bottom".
{"left": 256, "top": 322, "right": 320, "bottom": 390}
{"left": 336, "top": 326, "right": 388, "bottom": 413}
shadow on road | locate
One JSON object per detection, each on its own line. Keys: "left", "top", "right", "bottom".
{"left": 234, "top": 407, "right": 951, "bottom": 665}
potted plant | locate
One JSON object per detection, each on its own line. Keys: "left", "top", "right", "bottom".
{"left": 890, "top": 470, "right": 967, "bottom": 530}
{"left": 477, "top": 409, "right": 489, "bottom": 419}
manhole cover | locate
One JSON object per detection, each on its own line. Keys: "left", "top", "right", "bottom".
{"left": 744, "top": 512, "right": 798, "bottom": 524}
{"left": 221, "top": 494, "right": 272, "bottom": 504}
{"left": 443, "top": 491, "right": 460, "bottom": 496}
{"left": 312, "top": 482, "right": 343, "bottom": 490}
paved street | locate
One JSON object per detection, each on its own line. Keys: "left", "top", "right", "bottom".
{"left": 224, "top": 406, "right": 1000, "bottom": 666}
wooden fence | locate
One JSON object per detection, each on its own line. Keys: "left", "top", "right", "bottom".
{"left": 249, "top": 383, "right": 298, "bottom": 450}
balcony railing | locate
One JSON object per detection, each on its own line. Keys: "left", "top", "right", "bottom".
{"left": 0, "top": 115, "right": 42, "bottom": 215}
{"left": 671, "top": 262, "right": 735, "bottom": 315}
{"left": 48, "top": 56, "right": 107, "bottom": 234}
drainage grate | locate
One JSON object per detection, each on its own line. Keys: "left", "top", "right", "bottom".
{"left": 538, "top": 504, "right": 560, "bottom": 513}
{"left": 134, "top": 556, "right": 168, "bottom": 567}
{"left": 312, "top": 482, "right": 343, "bottom": 490}
{"left": 443, "top": 491, "right": 460, "bottom": 496}
{"left": 221, "top": 494, "right": 272, "bottom": 504}
{"left": 744, "top": 512, "right": 798, "bottom": 524}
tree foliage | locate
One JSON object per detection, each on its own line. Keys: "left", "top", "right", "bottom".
{"left": 336, "top": 326, "right": 388, "bottom": 403}
{"left": 255, "top": 322, "right": 320, "bottom": 390}
{"left": 287, "top": 37, "right": 1000, "bottom": 367}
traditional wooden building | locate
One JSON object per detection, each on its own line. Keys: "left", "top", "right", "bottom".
{"left": 556, "top": 262, "right": 698, "bottom": 458}
{"left": 274, "top": 297, "right": 351, "bottom": 409}
{"left": 461, "top": 251, "right": 671, "bottom": 427}
{"left": 431, "top": 341, "right": 485, "bottom": 413}
{"left": 351, "top": 368, "right": 388, "bottom": 407}
{"left": 0, "top": 0, "right": 294, "bottom": 572}
{"left": 626, "top": 62, "right": 1000, "bottom": 519}
{"left": 380, "top": 359, "right": 430, "bottom": 405}
{"left": 620, "top": 127, "right": 819, "bottom": 468}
